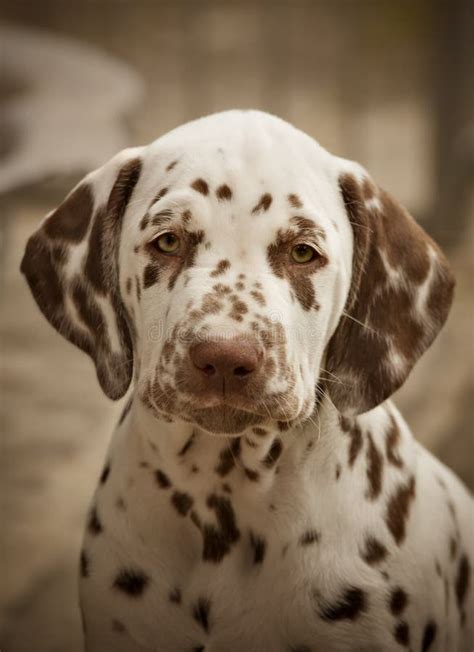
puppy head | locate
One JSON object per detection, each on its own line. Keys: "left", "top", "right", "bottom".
{"left": 21, "top": 111, "right": 454, "bottom": 433}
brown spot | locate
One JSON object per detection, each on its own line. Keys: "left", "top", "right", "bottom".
{"left": 340, "top": 416, "right": 363, "bottom": 467}
{"left": 299, "top": 530, "right": 319, "bottom": 546}
{"left": 252, "top": 193, "right": 272, "bottom": 214}
{"left": 192, "top": 597, "right": 211, "bottom": 632}
{"left": 244, "top": 468, "right": 260, "bottom": 482}
{"left": 113, "top": 568, "right": 149, "bottom": 597}
{"left": 125, "top": 277, "right": 132, "bottom": 294}
{"left": 250, "top": 290, "right": 266, "bottom": 306}
{"left": 202, "top": 494, "right": 240, "bottom": 563}
{"left": 178, "top": 431, "right": 196, "bottom": 457}
{"left": 249, "top": 532, "right": 266, "bottom": 564}
{"left": 288, "top": 193, "right": 303, "bottom": 208}
{"left": 365, "top": 432, "right": 383, "bottom": 500}
{"left": 191, "top": 178, "right": 209, "bottom": 195}
{"left": 216, "top": 184, "right": 232, "bottom": 201}
{"left": 166, "top": 160, "right": 178, "bottom": 172}
{"left": 80, "top": 550, "right": 89, "bottom": 578}
{"left": 455, "top": 554, "right": 470, "bottom": 617}
{"left": 151, "top": 187, "right": 168, "bottom": 205}
{"left": 135, "top": 276, "right": 141, "bottom": 302}
{"left": 143, "top": 263, "right": 160, "bottom": 289}
{"left": 389, "top": 587, "right": 408, "bottom": 615}
{"left": 421, "top": 620, "right": 437, "bottom": 651}
{"left": 361, "top": 535, "right": 388, "bottom": 565}
{"left": 320, "top": 587, "right": 367, "bottom": 621}
{"left": 182, "top": 209, "right": 192, "bottom": 224}
{"left": 88, "top": 506, "right": 103, "bottom": 535}
{"left": 394, "top": 621, "right": 410, "bottom": 646}
{"left": 155, "top": 469, "right": 171, "bottom": 489}
{"left": 171, "top": 491, "right": 193, "bottom": 516}
{"left": 385, "top": 476, "right": 416, "bottom": 545}
{"left": 210, "top": 259, "right": 231, "bottom": 277}
{"left": 213, "top": 283, "right": 232, "bottom": 295}
{"left": 385, "top": 415, "right": 404, "bottom": 467}
{"left": 229, "top": 297, "right": 248, "bottom": 321}
{"left": 262, "top": 438, "right": 283, "bottom": 468}
{"left": 215, "top": 438, "right": 241, "bottom": 477}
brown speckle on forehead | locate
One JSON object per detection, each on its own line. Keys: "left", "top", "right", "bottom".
{"left": 290, "top": 215, "right": 326, "bottom": 240}
{"left": 252, "top": 193, "right": 272, "bottom": 214}
{"left": 191, "top": 178, "right": 209, "bottom": 195}
{"left": 182, "top": 209, "right": 192, "bottom": 224}
{"left": 140, "top": 215, "right": 149, "bottom": 231}
{"left": 288, "top": 193, "right": 303, "bottom": 208}
{"left": 150, "top": 187, "right": 168, "bottom": 206}
{"left": 166, "top": 160, "right": 178, "bottom": 172}
{"left": 151, "top": 209, "right": 173, "bottom": 227}
{"left": 210, "top": 259, "right": 231, "bottom": 277}
{"left": 216, "top": 184, "right": 233, "bottom": 201}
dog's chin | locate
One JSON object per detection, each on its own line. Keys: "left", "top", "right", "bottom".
{"left": 187, "top": 405, "right": 265, "bottom": 435}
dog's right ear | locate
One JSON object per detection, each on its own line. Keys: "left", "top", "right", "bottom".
{"left": 21, "top": 148, "right": 144, "bottom": 400}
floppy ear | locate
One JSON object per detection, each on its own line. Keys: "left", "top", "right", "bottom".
{"left": 326, "top": 164, "right": 455, "bottom": 416}
{"left": 21, "top": 148, "right": 143, "bottom": 400}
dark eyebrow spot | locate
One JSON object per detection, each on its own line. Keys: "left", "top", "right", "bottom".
{"left": 252, "top": 193, "right": 272, "bottom": 214}
{"left": 290, "top": 215, "right": 326, "bottom": 239}
{"left": 149, "top": 187, "right": 168, "bottom": 207}
{"left": 288, "top": 193, "right": 303, "bottom": 208}
{"left": 191, "top": 178, "right": 209, "bottom": 195}
{"left": 216, "top": 184, "right": 233, "bottom": 201}
{"left": 182, "top": 209, "right": 192, "bottom": 224}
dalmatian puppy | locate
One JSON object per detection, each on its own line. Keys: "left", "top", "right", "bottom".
{"left": 22, "top": 111, "right": 472, "bottom": 652}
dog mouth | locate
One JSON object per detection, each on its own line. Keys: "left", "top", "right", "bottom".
{"left": 187, "top": 404, "right": 264, "bottom": 434}
{"left": 143, "top": 380, "right": 307, "bottom": 435}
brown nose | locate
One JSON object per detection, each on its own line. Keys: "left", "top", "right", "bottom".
{"left": 189, "top": 338, "right": 262, "bottom": 386}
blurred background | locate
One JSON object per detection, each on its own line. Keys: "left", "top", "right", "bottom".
{"left": 1, "top": 1, "right": 472, "bottom": 650}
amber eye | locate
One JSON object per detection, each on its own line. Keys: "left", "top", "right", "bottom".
{"left": 291, "top": 243, "right": 317, "bottom": 264}
{"left": 153, "top": 232, "right": 180, "bottom": 254}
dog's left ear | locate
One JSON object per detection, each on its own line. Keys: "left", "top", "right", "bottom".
{"left": 326, "top": 164, "right": 455, "bottom": 416}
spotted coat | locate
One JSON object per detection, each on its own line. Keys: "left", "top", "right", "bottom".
{"left": 21, "top": 110, "right": 473, "bottom": 652}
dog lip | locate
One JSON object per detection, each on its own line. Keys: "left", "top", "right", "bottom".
{"left": 186, "top": 404, "right": 265, "bottom": 434}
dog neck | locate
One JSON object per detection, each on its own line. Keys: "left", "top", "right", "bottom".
{"left": 119, "top": 393, "right": 345, "bottom": 502}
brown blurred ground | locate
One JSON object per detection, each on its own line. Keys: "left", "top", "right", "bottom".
{"left": 1, "top": 2, "right": 473, "bottom": 651}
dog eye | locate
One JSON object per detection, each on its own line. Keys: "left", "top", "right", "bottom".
{"left": 152, "top": 232, "right": 180, "bottom": 254}
{"left": 291, "top": 244, "right": 318, "bottom": 264}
